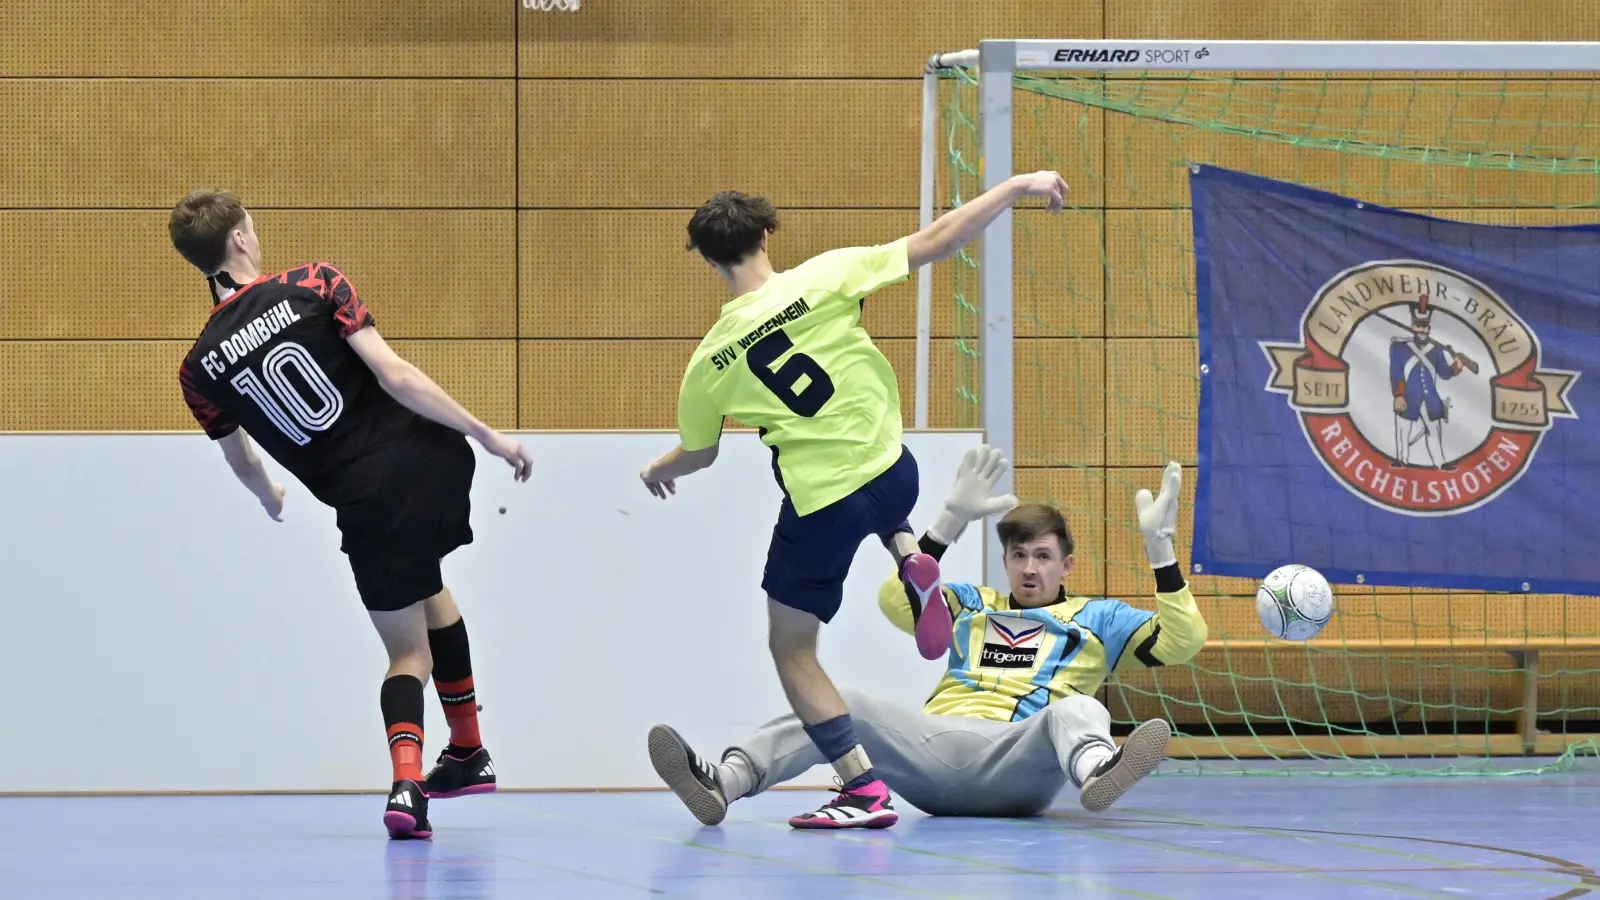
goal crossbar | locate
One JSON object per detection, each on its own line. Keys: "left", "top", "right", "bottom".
{"left": 913, "top": 38, "right": 1600, "bottom": 586}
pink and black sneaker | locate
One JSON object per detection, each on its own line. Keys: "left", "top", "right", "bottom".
{"left": 383, "top": 779, "right": 433, "bottom": 840}
{"left": 422, "top": 745, "right": 497, "bottom": 799}
{"left": 789, "top": 779, "right": 899, "bottom": 830}
{"left": 901, "top": 553, "right": 951, "bottom": 660}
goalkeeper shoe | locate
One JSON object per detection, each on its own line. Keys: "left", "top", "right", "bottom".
{"left": 647, "top": 724, "right": 728, "bottom": 826}
{"left": 902, "top": 553, "right": 951, "bottom": 660}
{"left": 789, "top": 779, "right": 899, "bottom": 830}
{"left": 1079, "top": 718, "right": 1172, "bottom": 813}
{"left": 422, "top": 745, "right": 497, "bottom": 799}
{"left": 383, "top": 779, "right": 433, "bottom": 840}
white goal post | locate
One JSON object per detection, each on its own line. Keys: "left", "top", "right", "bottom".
{"left": 914, "top": 39, "right": 1600, "bottom": 588}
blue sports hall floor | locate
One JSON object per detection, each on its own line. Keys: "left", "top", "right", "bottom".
{"left": 4, "top": 763, "right": 1597, "bottom": 899}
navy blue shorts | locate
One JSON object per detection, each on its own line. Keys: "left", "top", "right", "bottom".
{"left": 762, "top": 446, "right": 919, "bottom": 624}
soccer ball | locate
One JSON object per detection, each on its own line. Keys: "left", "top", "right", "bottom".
{"left": 1255, "top": 564, "right": 1335, "bottom": 641}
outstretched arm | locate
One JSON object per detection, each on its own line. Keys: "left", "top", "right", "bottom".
{"left": 347, "top": 326, "right": 491, "bottom": 441}
{"left": 641, "top": 369, "right": 724, "bottom": 499}
{"left": 1115, "top": 463, "right": 1208, "bottom": 671}
{"left": 905, "top": 171, "right": 1068, "bottom": 270}
{"left": 217, "top": 430, "right": 285, "bottom": 521}
{"left": 640, "top": 445, "right": 719, "bottom": 498}
{"left": 346, "top": 326, "right": 531, "bottom": 481}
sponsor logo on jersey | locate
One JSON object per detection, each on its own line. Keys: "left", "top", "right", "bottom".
{"left": 979, "top": 616, "right": 1045, "bottom": 669}
{"left": 1261, "top": 260, "right": 1579, "bottom": 515}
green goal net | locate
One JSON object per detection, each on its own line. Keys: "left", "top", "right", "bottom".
{"left": 934, "top": 46, "right": 1600, "bottom": 775}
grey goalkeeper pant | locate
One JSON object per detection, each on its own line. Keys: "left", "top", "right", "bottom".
{"left": 727, "top": 689, "right": 1115, "bottom": 817}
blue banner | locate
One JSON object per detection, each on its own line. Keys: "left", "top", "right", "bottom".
{"left": 1191, "top": 165, "right": 1600, "bottom": 595}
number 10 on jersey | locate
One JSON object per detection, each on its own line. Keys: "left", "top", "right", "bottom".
{"left": 230, "top": 341, "right": 345, "bottom": 445}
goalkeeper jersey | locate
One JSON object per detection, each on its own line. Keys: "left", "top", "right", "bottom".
{"left": 877, "top": 571, "right": 1208, "bottom": 723}
{"left": 675, "top": 240, "right": 910, "bottom": 516}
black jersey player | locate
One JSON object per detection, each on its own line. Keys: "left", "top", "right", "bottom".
{"left": 170, "top": 190, "right": 533, "bottom": 840}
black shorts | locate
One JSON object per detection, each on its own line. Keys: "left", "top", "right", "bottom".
{"left": 761, "top": 446, "right": 919, "bottom": 624}
{"left": 334, "top": 426, "right": 477, "bottom": 612}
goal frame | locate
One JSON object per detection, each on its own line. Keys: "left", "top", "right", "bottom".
{"left": 915, "top": 40, "right": 1600, "bottom": 589}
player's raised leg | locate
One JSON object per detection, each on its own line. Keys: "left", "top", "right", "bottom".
{"left": 767, "top": 599, "right": 898, "bottom": 829}
{"left": 903, "top": 446, "right": 1020, "bottom": 660}
{"left": 886, "top": 527, "right": 950, "bottom": 661}
{"left": 420, "top": 587, "right": 497, "bottom": 800}
{"left": 870, "top": 449, "right": 952, "bottom": 662}
{"left": 368, "top": 601, "right": 435, "bottom": 840}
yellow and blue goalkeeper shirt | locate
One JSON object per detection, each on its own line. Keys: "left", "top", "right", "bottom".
{"left": 675, "top": 240, "right": 909, "bottom": 516}
{"left": 877, "top": 573, "right": 1208, "bottom": 722}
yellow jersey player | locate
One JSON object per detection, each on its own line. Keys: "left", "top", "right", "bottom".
{"left": 639, "top": 173, "right": 1069, "bottom": 829}
{"left": 647, "top": 448, "right": 1208, "bottom": 823}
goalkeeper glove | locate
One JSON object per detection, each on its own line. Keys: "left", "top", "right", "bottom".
{"left": 1133, "top": 462, "right": 1182, "bottom": 569}
{"left": 928, "top": 445, "right": 1020, "bottom": 545}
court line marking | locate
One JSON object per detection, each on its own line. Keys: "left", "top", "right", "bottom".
{"left": 490, "top": 798, "right": 973, "bottom": 898}
{"left": 486, "top": 850, "right": 668, "bottom": 894}
{"left": 1120, "top": 805, "right": 1596, "bottom": 897}
{"left": 1000, "top": 814, "right": 1463, "bottom": 898}
{"left": 743, "top": 817, "right": 1176, "bottom": 900}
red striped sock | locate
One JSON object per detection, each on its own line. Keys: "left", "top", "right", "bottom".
{"left": 387, "top": 724, "right": 424, "bottom": 783}
{"left": 436, "top": 677, "right": 481, "bottom": 750}
{"left": 381, "top": 674, "right": 426, "bottom": 783}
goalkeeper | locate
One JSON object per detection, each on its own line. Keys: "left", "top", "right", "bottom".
{"left": 647, "top": 448, "right": 1208, "bottom": 822}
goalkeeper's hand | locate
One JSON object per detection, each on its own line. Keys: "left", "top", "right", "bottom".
{"left": 928, "top": 445, "right": 1019, "bottom": 545}
{"left": 1133, "top": 462, "right": 1182, "bottom": 569}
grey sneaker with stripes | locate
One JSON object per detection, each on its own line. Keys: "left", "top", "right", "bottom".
{"left": 647, "top": 724, "right": 729, "bottom": 826}
{"left": 1079, "top": 718, "right": 1172, "bottom": 813}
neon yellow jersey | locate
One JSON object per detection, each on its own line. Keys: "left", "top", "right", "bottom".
{"left": 677, "top": 239, "right": 910, "bottom": 515}
{"left": 877, "top": 573, "right": 1209, "bottom": 723}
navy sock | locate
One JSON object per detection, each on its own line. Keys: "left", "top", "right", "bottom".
{"left": 803, "top": 714, "right": 876, "bottom": 788}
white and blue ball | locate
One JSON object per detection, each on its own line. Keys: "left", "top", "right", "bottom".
{"left": 1255, "top": 564, "right": 1335, "bottom": 641}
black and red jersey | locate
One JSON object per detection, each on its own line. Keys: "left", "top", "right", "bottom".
{"left": 178, "top": 262, "right": 424, "bottom": 507}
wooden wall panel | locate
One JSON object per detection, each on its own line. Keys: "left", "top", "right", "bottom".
{"left": 520, "top": 337, "right": 967, "bottom": 431}
{"left": 520, "top": 210, "right": 926, "bottom": 339}
{"left": 1013, "top": 467, "right": 1108, "bottom": 599}
{"left": 0, "top": 341, "right": 513, "bottom": 432}
{"left": 251, "top": 212, "right": 518, "bottom": 339}
{"left": 1012, "top": 211, "right": 1106, "bottom": 338}
{"left": 1015, "top": 95, "right": 1108, "bottom": 210}
{"left": 395, "top": 341, "right": 519, "bottom": 431}
{"left": 1015, "top": 340, "right": 1107, "bottom": 468}
{"left": 1171, "top": 591, "right": 1588, "bottom": 645}
{"left": 2, "top": 1, "right": 512, "bottom": 76}
{"left": 0, "top": 341, "right": 193, "bottom": 431}
{"left": 1106, "top": 210, "right": 1196, "bottom": 338}
{"left": 517, "top": 209, "right": 1103, "bottom": 340}
{"left": 519, "top": 0, "right": 1101, "bottom": 78}
{"left": 0, "top": 81, "right": 513, "bottom": 208}
{"left": 520, "top": 339, "right": 693, "bottom": 430}
{"left": 1104, "top": 80, "right": 1600, "bottom": 209}
{"left": 519, "top": 81, "right": 921, "bottom": 208}
{"left": 0, "top": 211, "right": 515, "bottom": 340}
{"left": 1108, "top": 0, "right": 1600, "bottom": 42}
{"left": 1105, "top": 338, "right": 1198, "bottom": 467}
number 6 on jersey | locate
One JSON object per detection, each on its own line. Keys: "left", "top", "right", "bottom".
{"left": 748, "top": 330, "right": 835, "bottom": 417}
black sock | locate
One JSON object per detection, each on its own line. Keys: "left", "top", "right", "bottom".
{"left": 380, "top": 674, "right": 426, "bottom": 784}
{"left": 428, "top": 618, "right": 481, "bottom": 751}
